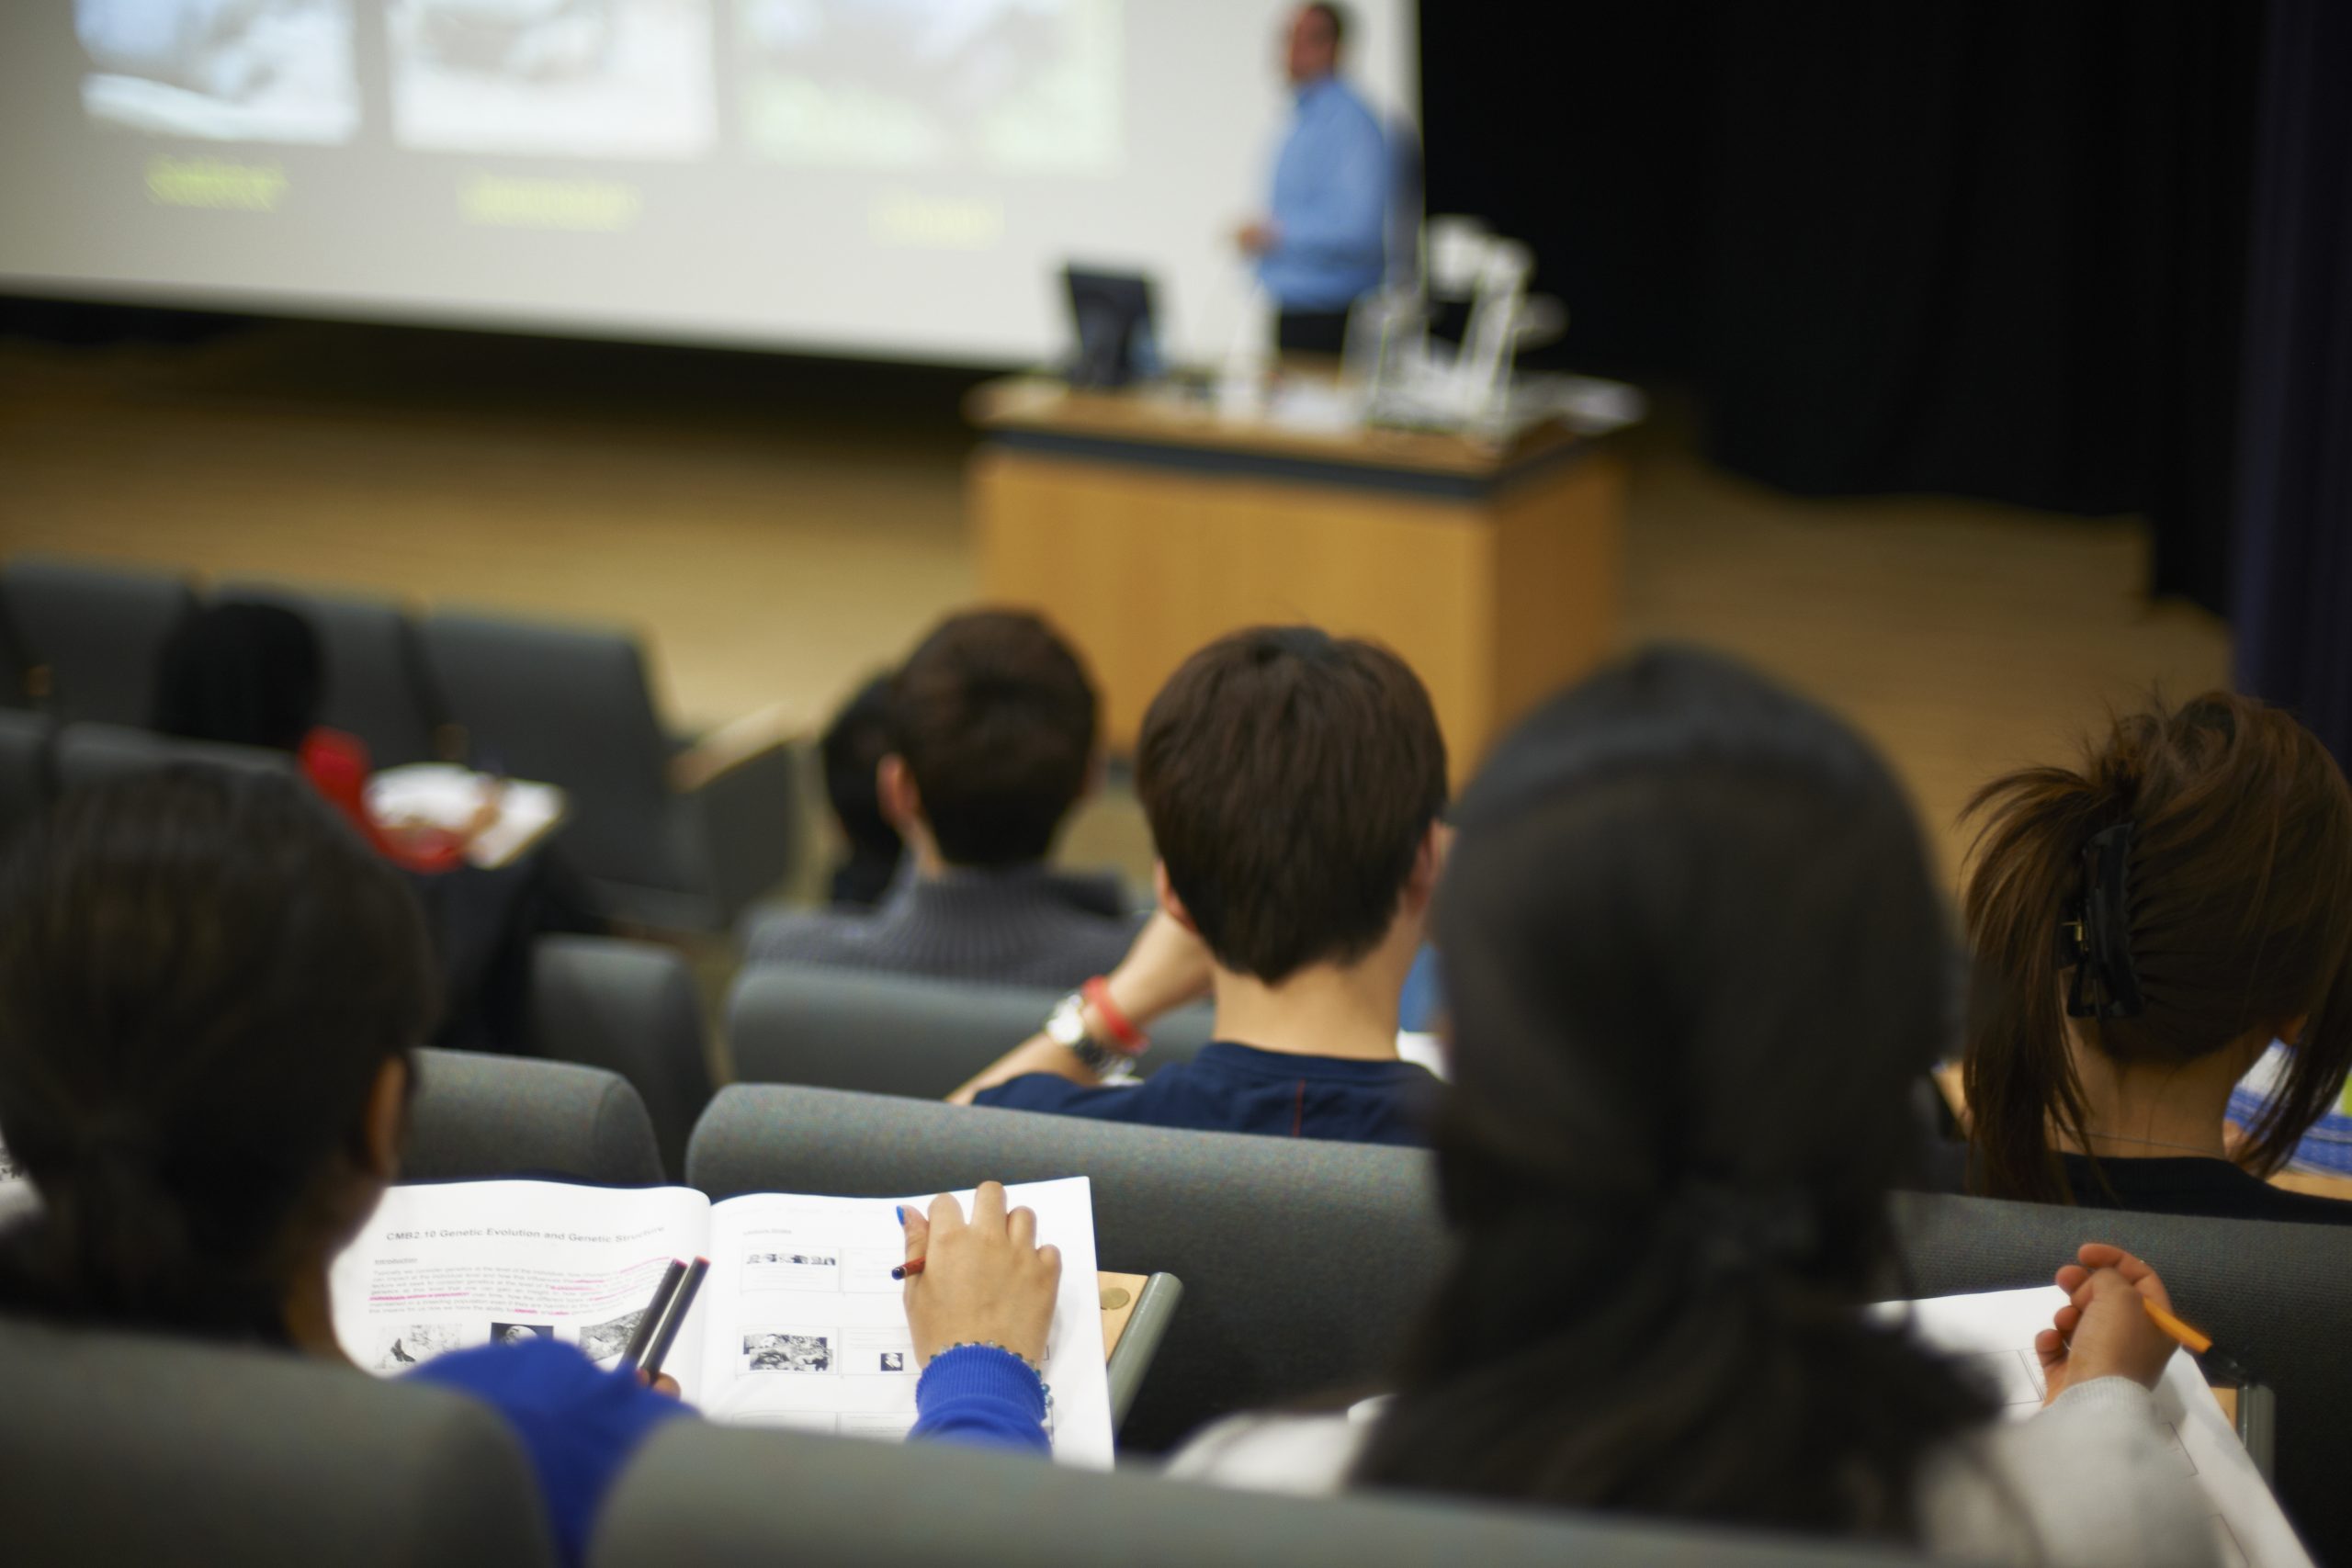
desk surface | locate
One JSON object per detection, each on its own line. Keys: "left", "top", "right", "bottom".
{"left": 967, "top": 376, "right": 1585, "bottom": 479}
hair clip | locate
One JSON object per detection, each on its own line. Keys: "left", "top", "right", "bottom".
{"left": 2064, "top": 822, "right": 2145, "bottom": 1020}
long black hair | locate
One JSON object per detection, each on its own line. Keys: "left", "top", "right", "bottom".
{"left": 1353, "top": 648, "right": 1993, "bottom": 1539}
{"left": 0, "top": 768, "right": 437, "bottom": 1341}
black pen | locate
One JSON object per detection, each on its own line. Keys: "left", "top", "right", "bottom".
{"left": 640, "top": 1256, "right": 710, "bottom": 1381}
{"left": 616, "top": 1258, "right": 687, "bottom": 1373}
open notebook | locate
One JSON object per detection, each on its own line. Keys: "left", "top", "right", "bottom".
{"left": 1878, "top": 1286, "right": 2309, "bottom": 1568}
{"left": 327, "top": 1176, "right": 1113, "bottom": 1466}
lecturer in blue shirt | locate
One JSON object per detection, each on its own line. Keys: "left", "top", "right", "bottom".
{"left": 1238, "top": 4, "right": 1391, "bottom": 356}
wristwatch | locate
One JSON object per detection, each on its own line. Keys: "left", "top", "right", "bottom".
{"left": 1044, "top": 992, "right": 1135, "bottom": 1080}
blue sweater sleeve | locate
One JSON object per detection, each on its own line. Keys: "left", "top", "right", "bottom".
{"left": 910, "top": 1344, "right": 1052, "bottom": 1456}
{"left": 409, "top": 1338, "right": 689, "bottom": 1568}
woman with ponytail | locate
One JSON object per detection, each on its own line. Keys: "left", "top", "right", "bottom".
{"left": 1962, "top": 692, "right": 2352, "bottom": 1221}
{"left": 0, "top": 769, "right": 1060, "bottom": 1565}
{"left": 1170, "top": 649, "right": 2212, "bottom": 1564}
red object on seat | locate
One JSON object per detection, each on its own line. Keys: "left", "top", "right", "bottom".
{"left": 300, "top": 728, "right": 467, "bottom": 874}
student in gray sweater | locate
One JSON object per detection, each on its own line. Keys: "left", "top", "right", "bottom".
{"left": 1169, "top": 649, "right": 2221, "bottom": 1566}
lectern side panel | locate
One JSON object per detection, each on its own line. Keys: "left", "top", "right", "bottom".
{"left": 968, "top": 445, "right": 1504, "bottom": 782}
{"left": 1483, "top": 453, "right": 1628, "bottom": 768}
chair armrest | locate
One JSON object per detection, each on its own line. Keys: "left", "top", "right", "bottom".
{"left": 1106, "top": 1272, "right": 1183, "bottom": 1435}
{"left": 681, "top": 736, "right": 806, "bottom": 928}
{"left": 669, "top": 703, "right": 810, "bottom": 795}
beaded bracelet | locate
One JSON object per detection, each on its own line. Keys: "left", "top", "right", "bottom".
{"left": 931, "top": 1341, "right": 1053, "bottom": 1410}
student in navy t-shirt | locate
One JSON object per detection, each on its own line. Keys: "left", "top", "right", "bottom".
{"left": 0, "top": 771, "right": 1060, "bottom": 1568}
{"left": 951, "top": 626, "right": 1447, "bottom": 1146}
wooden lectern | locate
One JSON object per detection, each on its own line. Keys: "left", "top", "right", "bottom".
{"left": 966, "top": 377, "right": 1626, "bottom": 784}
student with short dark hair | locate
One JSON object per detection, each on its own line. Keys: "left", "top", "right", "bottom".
{"left": 1168, "top": 649, "right": 2214, "bottom": 1565}
{"left": 745, "top": 609, "right": 1135, "bottom": 989}
{"left": 1962, "top": 691, "right": 2352, "bottom": 1223}
{"left": 815, "top": 672, "right": 905, "bottom": 908}
{"left": 0, "top": 770, "right": 1062, "bottom": 1566}
{"left": 950, "top": 626, "right": 1445, "bottom": 1145}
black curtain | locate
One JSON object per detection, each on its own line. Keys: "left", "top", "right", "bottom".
{"left": 2231, "top": 0, "right": 2352, "bottom": 767}
{"left": 1418, "top": 2, "right": 2261, "bottom": 613}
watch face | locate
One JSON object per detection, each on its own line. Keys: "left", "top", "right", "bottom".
{"left": 1045, "top": 996, "right": 1089, "bottom": 1049}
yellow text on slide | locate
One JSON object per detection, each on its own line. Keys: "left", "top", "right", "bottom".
{"left": 871, "top": 191, "right": 1004, "bottom": 251}
{"left": 146, "top": 157, "right": 287, "bottom": 211}
{"left": 461, "top": 175, "right": 641, "bottom": 232}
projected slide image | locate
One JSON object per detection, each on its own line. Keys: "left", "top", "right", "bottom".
{"left": 739, "top": 0, "right": 1120, "bottom": 174}
{"left": 76, "top": 0, "right": 361, "bottom": 143}
{"left": 390, "top": 0, "right": 716, "bottom": 158}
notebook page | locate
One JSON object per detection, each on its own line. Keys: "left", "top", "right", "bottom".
{"left": 329, "top": 1179, "right": 714, "bottom": 1398}
{"left": 698, "top": 1176, "right": 1112, "bottom": 1467}
{"left": 1875, "top": 1285, "right": 2310, "bottom": 1568}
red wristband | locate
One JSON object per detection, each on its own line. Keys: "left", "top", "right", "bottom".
{"left": 1080, "top": 976, "right": 1149, "bottom": 1055}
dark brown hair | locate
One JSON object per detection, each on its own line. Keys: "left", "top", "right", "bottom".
{"left": 888, "top": 610, "right": 1098, "bottom": 869}
{"left": 0, "top": 768, "right": 437, "bottom": 1342}
{"left": 1136, "top": 626, "right": 1446, "bottom": 982}
{"left": 1962, "top": 692, "right": 2352, "bottom": 1203}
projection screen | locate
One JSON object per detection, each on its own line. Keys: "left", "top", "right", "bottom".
{"left": 0, "top": 1, "right": 1419, "bottom": 365}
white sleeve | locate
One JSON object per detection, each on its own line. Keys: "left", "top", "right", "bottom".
{"left": 1164, "top": 1414, "right": 1364, "bottom": 1496}
{"left": 1920, "top": 1378, "right": 2223, "bottom": 1567}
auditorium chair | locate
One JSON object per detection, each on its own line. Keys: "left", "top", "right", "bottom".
{"left": 685, "top": 1085, "right": 1445, "bottom": 1452}
{"left": 0, "top": 1315, "right": 553, "bottom": 1567}
{"left": 1889, "top": 1189, "right": 2352, "bottom": 1564}
{"left": 418, "top": 609, "right": 800, "bottom": 931}
{"left": 530, "top": 935, "right": 715, "bottom": 1181}
{"left": 0, "top": 708, "right": 50, "bottom": 843}
{"left": 0, "top": 595, "right": 35, "bottom": 709}
{"left": 725, "top": 964, "right": 1214, "bottom": 1100}
{"left": 53, "top": 721, "right": 296, "bottom": 791}
{"left": 404, "top": 1046, "right": 663, "bottom": 1187}
{"left": 216, "top": 580, "right": 447, "bottom": 766}
{"left": 0, "top": 555, "right": 197, "bottom": 727}
{"left": 592, "top": 1419, "right": 1926, "bottom": 1568}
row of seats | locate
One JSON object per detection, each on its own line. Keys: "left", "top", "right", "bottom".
{"left": 6, "top": 1307, "right": 1914, "bottom": 1568}
{"left": 384, "top": 1049, "right": 2352, "bottom": 1558}
{"left": 15, "top": 1044, "right": 2352, "bottom": 1563}
{"left": 0, "top": 555, "right": 800, "bottom": 929}
{"left": 526, "top": 936, "right": 1215, "bottom": 1180}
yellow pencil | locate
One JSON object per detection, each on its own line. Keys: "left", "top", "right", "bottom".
{"left": 2143, "top": 1296, "right": 2252, "bottom": 1382}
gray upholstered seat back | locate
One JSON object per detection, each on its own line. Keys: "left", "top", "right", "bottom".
{"left": 592, "top": 1419, "right": 1925, "bottom": 1568}
{"left": 725, "top": 963, "right": 1212, "bottom": 1099}
{"left": 685, "top": 1085, "right": 1444, "bottom": 1450}
{"left": 0, "top": 1315, "right": 552, "bottom": 1567}
{"left": 1889, "top": 1190, "right": 2352, "bottom": 1564}
{"left": 406, "top": 1046, "right": 663, "bottom": 1186}
{"left": 0, "top": 555, "right": 198, "bottom": 727}
{"left": 531, "top": 935, "right": 714, "bottom": 1181}
{"left": 217, "top": 582, "right": 444, "bottom": 766}
{"left": 0, "top": 707, "right": 49, "bottom": 845}
{"left": 419, "top": 611, "right": 687, "bottom": 894}
{"left": 54, "top": 722, "right": 298, "bottom": 791}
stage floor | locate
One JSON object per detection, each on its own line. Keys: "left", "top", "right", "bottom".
{"left": 0, "top": 320, "right": 2227, "bottom": 891}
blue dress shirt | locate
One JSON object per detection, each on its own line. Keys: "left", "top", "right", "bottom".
{"left": 1259, "top": 76, "right": 1393, "bottom": 311}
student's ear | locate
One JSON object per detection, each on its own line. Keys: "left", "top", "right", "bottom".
{"left": 876, "top": 754, "right": 922, "bottom": 833}
{"left": 2283, "top": 1014, "right": 2312, "bottom": 1049}
{"left": 1080, "top": 750, "right": 1108, "bottom": 805}
{"left": 1152, "top": 861, "right": 1200, "bottom": 933}
{"left": 361, "top": 1055, "right": 409, "bottom": 1187}
{"left": 1403, "top": 820, "right": 1451, "bottom": 911}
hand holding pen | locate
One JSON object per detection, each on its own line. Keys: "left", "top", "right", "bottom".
{"left": 893, "top": 1182, "right": 1061, "bottom": 1369}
